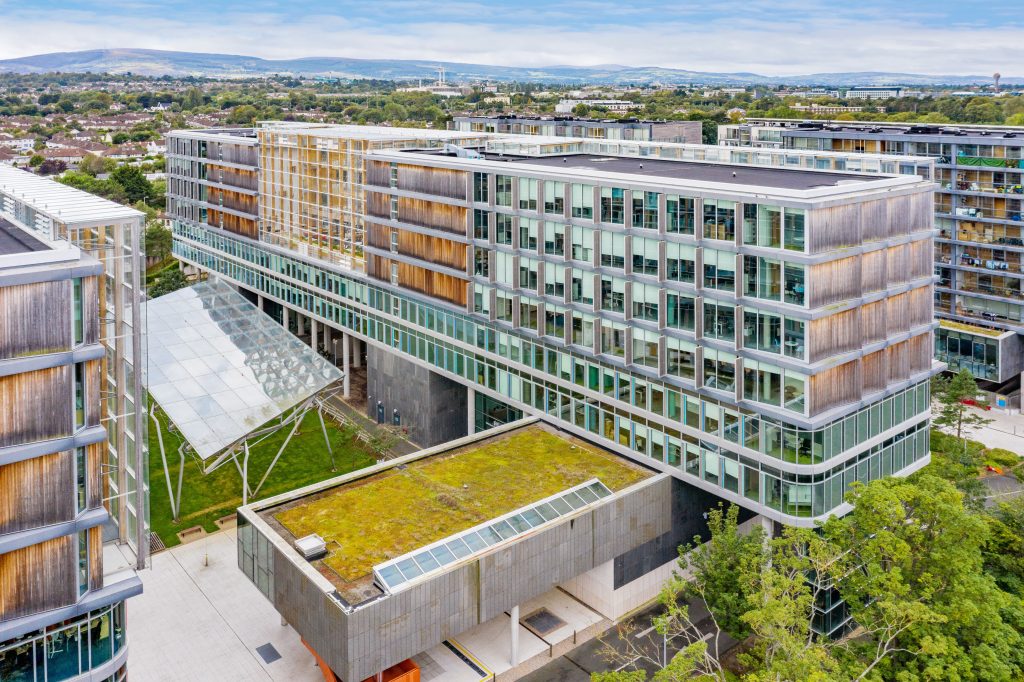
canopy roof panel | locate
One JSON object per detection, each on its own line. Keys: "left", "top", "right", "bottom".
{"left": 143, "top": 279, "right": 343, "bottom": 460}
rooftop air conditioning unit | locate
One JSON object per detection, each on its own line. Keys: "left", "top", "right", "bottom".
{"left": 295, "top": 534, "right": 327, "bottom": 560}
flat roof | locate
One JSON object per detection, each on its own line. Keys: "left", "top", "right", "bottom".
{"left": 483, "top": 152, "right": 883, "bottom": 190}
{"left": 0, "top": 217, "right": 48, "bottom": 257}
{"left": 741, "top": 118, "right": 1024, "bottom": 141}
{"left": 257, "top": 121, "right": 487, "bottom": 143}
{"left": 259, "top": 423, "right": 652, "bottom": 605}
{"left": 0, "top": 166, "right": 144, "bottom": 227}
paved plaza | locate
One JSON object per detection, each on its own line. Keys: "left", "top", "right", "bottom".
{"left": 123, "top": 529, "right": 322, "bottom": 682}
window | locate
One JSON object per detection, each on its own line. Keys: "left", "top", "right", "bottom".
{"left": 703, "top": 199, "right": 736, "bottom": 241}
{"left": 600, "top": 232, "right": 625, "bottom": 269}
{"left": 743, "top": 255, "right": 782, "bottom": 301}
{"left": 545, "top": 304, "right": 566, "bottom": 338}
{"left": 571, "top": 226, "right": 594, "bottom": 262}
{"left": 519, "top": 218, "right": 538, "bottom": 251}
{"left": 495, "top": 252, "right": 515, "bottom": 285}
{"left": 519, "top": 297, "right": 539, "bottom": 331}
{"left": 742, "top": 203, "right": 782, "bottom": 248}
{"left": 571, "top": 183, "right": 594, "bottom": 219}
{"left": 75, "top": 446, "right": 87, "bottom": 513}
{"left": 473, "top": 209, "right": 489, "bottom": 240}
{"left": 571, "top": 269, "right": 594, "bottom": 305}
{"left": 666, "top": 293, "right": 696, "bottom": 330}
{"left": 73, "top": 277, "right": 84, "bottom": 345}
{"left": 666, "top": 195, "right": 695, "bottom": 234}
{"left": 703, "top": 249, "right": 737, "bottom": 292}
{"left": 632, "top": 191, "right": 659, "bottom": 229}
{"left": 495, "top": 175, "right": 513, "bottom": 207}
{"left": 784, "top": 209, "right": 806, "bottom": 251}
{"left": 544, "top": 262, "right": 565, "bottom": 298}
{"left": 666, "top": 338, "right": 696, "bottom": 379}
{"left": 743, "top": 359, "right": 782, "bottom": 407}
{"left": 473, "top": 247, "right": 489, "bottom": 277}
{"left": 518, "top": 257, "right": 539, "bottom": 292}
{"left": 666, "top": 243, "right": 696, "bottom": 283}
{"left": 390, "top": 230, "right": 399, "bottom": 253}
{"left": 74, "top": 363, "right": 85, "bottom": 429}
{"left": 545, "top": 182, "right": 565, "bottom": 215}
{"left": 474, "top": 284, "right": 489, "bottom": 315}
{"left": 496, "top": 213, "right": 513, "bottom": 245}
{"left": 704, "top": 302, "right": 735, "bottom": 341}
{"left": 601, "top": 321, "right": 627, "bottom": 357}
{"left": 571, "top": 311, "right": 595, "bottom": 347}
{"left": 632, "top": 282, "right": 659, "bottom": 322}
{"left": 703, "top": 348, "right": 736, "bottom": 392}
{"left": 632, "top": 329, "right": 659, "bottom": 368}
{"left": 496, "top": 291, "right": 514, "bottom": 322}
{"left": 390, "top": 163, "right": 399, "bottom": 188}
{"left": 78, "top": 531, "right": 89, "bottom": 596}
{"left": 389, "top": 197, "right": 399, "bottom": 221}
{"left": 743, "top": 309, "right": 782, "bottom": 353}
{"left": 390, "top": 263, "right": 399, "bottom": 285}
{"left": 784, "top": 263, "right": 806, "bottom": 306}
{"left": 600, "top": 187, "right": 625, "bottom": 224}
{"left": 543, "top": 222, "right": 565, "bottom": 256}
{"left": 518, "top": 177, "right": 538, "bottom": 211}
{"left": 600, "top": 276, "right": 626, "bottom": 314}
{"left": 632, "top": 237, "right": 659, "bottom": 277}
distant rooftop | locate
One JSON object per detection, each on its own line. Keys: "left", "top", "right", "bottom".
{"left": 456, "top": 114, "right": 676, "bottom": 126}
{"left": 258, "top": 423, "right": 652, "bottom": 605}
{"left": 743, "top": 118, "right": 1024, "bottom": 141}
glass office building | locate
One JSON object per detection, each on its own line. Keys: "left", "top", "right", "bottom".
{"left": 166, "top": 124, "right": 940, "bottom": 530}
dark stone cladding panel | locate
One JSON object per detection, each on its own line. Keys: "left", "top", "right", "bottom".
{"left": 613, "top": 477, "right": 753, "bottom": 589}
{"left": 365, "top": 343, "right": 468, "bottom": 447}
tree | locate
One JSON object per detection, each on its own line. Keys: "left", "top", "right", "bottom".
{"left": 110, "top": 164, "right": 154, "bottom": 203}
{"left": 144, "top": 221, "right": 172, "bottom": 263}
{"left": 680, "top": 504, "right": 763, "bottom": 650}
{"left": 933, "top": 369, "right": 994, "bottom": 441}
{"left": 79, "top": 153, "right": 106, "bottom": 176}
{"left": 822, "top": 476, "right": 1024, "bottom": 682}
{"left": 148, "top": 268, "right": 188, "bottom": 298}
{"left": 37, "top": 159, "right": 67, "bottom": 175}
{"left": 227, "top": 104, "right": 259, "bottom": 125}
{"left": 28, "top": 154, "right": 44, "bottom": 167}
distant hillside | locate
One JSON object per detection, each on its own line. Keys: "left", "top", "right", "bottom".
{"left": 0, "top": 49, "right": 1019, "bottom": 86}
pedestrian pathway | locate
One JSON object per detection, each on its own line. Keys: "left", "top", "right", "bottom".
{"left": 325, "top": 393, "right": 420, "bottom": 458}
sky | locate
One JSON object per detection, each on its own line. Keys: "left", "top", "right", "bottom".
{"left": 1, "top": 0, "right": 1022, "bottom": 76}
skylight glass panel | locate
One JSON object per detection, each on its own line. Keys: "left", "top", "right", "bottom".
{"left": 142, "top": 280, "right": 343, "bottom": 460}
{"left": 373, "top": 479, "right": 613, "bottom": 593}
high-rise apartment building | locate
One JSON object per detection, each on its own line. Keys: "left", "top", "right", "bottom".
{"left": 0, "top": 172, "right": 143, "bottom": 681}
{"left": 166, "top": 124, "right": 939, "bottom": 533}
{"left": 452, "top": 115, "right": 703, "bottom": 144}
{"left": 720, "top": 119, "right": 1024, "bottom": 394}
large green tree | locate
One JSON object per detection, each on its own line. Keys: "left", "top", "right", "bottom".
{"left": 933, "top": 369, "right": 993, "bottom": 440}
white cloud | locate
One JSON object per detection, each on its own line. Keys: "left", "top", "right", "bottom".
{"left": 0, "top": 8, "right": 1022, "bottom": 76}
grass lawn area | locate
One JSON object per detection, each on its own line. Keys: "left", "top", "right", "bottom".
{"left": 272, "top": 426, "right": 651, "bottom": 583}
{"left": 149, "top": 402, "right": 376, "bottom": 549}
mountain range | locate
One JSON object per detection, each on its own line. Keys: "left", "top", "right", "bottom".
{"left": 0, "top": 49, "right": 1019, "bottom": 87}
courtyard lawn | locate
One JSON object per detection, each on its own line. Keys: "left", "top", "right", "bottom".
{"left": 148, "top": 401, "right": 377, "bottom": 548}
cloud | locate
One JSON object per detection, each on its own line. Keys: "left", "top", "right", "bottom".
{"left": 0, "top": 1, "right": 1022, "bottom": 76}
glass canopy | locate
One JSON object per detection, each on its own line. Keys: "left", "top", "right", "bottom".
{"left": 142, "top": 279, "right": 343, "bottom": 460}
{"left": 373, "top": 479, "right": 612, "bottom": 593}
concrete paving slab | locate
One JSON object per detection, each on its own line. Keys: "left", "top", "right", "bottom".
{"left": 128, "top": 529, "right": 323, "bottom": 682}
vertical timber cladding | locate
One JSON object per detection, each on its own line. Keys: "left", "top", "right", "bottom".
{"left": 0, "top": 535, "right": 77, "bottom": 621}
{"left": 0, "top": 451, "right": 75, "bottom": 533}
{"left": 0, "top": 279, "right": 73, "bottom": 358}
{"left": 0, "top": 366, "right": 73, "bottom": 448}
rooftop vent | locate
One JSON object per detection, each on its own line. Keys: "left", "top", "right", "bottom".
{"left": 295, "top": 533, "right": 327, "bottom": 561}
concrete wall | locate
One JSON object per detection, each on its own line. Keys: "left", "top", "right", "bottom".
{"left": 365, "top": 344, "right": 468, "bottom": 446}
